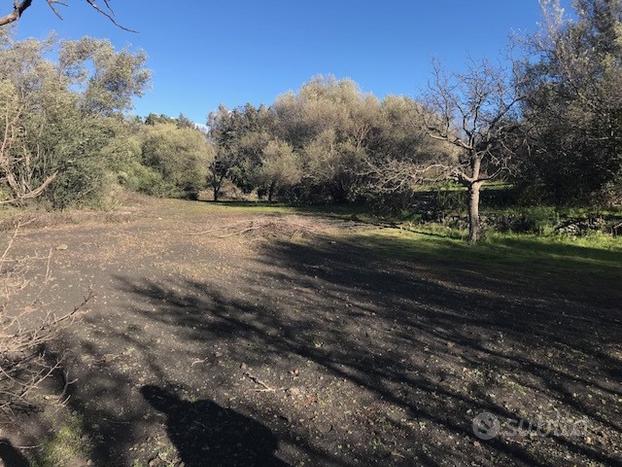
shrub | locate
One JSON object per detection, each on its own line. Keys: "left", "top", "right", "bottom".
{"left": 141, "top": 123, "right": 214, "bottom": 199}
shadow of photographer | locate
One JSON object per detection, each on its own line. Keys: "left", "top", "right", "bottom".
{"left": 141, "top": 385, "right": 287, "bottom": 466}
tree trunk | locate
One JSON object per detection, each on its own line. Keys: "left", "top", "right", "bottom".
{"left": 468, "top": 181, "right": 481, "bottom": 243}
{"left": 267, "top": 182, "right": 275, "bottom": 203}
{"left": 212, "top": 174, "right": 225, "bottom": 202}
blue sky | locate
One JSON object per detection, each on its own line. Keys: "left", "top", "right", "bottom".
{"left": 13, "top": 1, "right": 560, "bottom": 124}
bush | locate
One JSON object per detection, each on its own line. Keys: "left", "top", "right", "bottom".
{"left": 141, "top": 123, "right": 214, "bottom": 198}
{"left": 493, "top": 207, "right": 559, "bottom": 234}
{"left": 118, "top": 161, "right": 175, "bottom": 198}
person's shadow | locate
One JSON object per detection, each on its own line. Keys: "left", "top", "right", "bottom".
{"left": 0, "top": 439, "right": 29, "bottom": 467}
{"left": 141, "top": 385, "right": 287, "bottom": 467}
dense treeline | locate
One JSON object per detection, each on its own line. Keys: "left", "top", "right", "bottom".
{"left": 0, "top": 32, "right": 214, "bottom": 207}
{"left": 0, "top": 0, "right": 620, "bottom": 239}
{"left": 207, "top": 80, "right": 451, "bottom": 205}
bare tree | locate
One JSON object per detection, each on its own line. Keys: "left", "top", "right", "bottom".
{"left": 0, "top": 0, "right": 132, "bottom": 30}
{"left": 422, "top": 61, "right": 525, "bottom": 242}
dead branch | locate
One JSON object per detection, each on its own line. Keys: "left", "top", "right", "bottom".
{"left": 242, "top": 371, "right": 287, "bottom": 393}
{"left": 0, "top": 224, "right": 91, "bottom": 417}
{"left": 0, "top": 0, "right": 32, "bottom": 27}
{"left": 0, "top": 0, "right": 134, "bottom": 31}
{"left": 189, "top": 218, "right": 316, "bottom": 241}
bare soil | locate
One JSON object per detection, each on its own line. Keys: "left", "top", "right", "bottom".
{"left": 1, "top": 199, "right": 621, "bottom": 466}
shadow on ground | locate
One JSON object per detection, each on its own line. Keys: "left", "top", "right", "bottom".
{"left": 141, "top": 385, "right": 285, "bottom": 466}
{"left": 0, "top": 439, "right": 29, "bottom": 467}
{"left": 49, "top": 231, "right": 622, "bottom": 465}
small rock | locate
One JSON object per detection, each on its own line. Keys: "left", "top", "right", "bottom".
{"left": 287, "top": 387, "right": 302, "bottom": 397}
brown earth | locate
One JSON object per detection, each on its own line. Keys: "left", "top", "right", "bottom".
{"left": 1, "top": 198, "right": 621, "bottom": 466}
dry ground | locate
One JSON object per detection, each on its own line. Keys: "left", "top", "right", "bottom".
{"left": 0, "top": 198, "right": 621, "bottom": 466}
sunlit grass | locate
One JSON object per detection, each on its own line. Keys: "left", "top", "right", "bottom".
{"left": 346, "top": 225, "right": 622, "bottom": 306}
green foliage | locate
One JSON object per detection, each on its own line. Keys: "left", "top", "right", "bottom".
{"left": 118, "top": 160, "right": 172, "bottom": 197}
{"left": 59, "top": 37, "right": 150, "bottom": 115}
{"left": 141, "top": 123, "right": 214, "bottom": 199}
{"left": 517, "top": 0, "right": 622, "bottom": 204}
{"left": 0, "top": 34, "right": 150, "bottom": 208}
{"left": 434, "top": 187, "right": 466, "bottom": 212}
{"left": 493, "top": 206, "right": 559, "bottom": 235}
{"left": 255, "top": 139, "right": 301, "bottom": 201}
{"left": 207, "top": 76, "right": 445, "bottom": 205}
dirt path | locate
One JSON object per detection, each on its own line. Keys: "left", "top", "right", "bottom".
{"left": 2, "top": 200, "right": 621, "bottom": 466}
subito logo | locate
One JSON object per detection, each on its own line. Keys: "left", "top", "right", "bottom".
{"left": 472, "top": 412, "right": 500, "bottom": 440}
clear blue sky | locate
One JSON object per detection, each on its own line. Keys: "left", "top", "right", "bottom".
{"left": 13, "top": 1, "right": 561, "bottom": 124}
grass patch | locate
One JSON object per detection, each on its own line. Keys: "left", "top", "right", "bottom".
{"left": 31, "top": 413, "right": 91, "bottom": 467}
{"left": 348, "top": 225, "right": 622, "bottom": 305}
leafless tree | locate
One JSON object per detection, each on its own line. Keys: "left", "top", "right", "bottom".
{"left": 421, "top": 61, "right": 525, "bottom": 242}
{"left": 0, "top": 0, "right": 132, "bottom": 31}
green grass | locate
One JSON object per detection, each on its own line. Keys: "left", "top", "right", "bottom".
{"left": 358, "top": 224, "right": 622, "bottom": 269}
{"left": 155, "top": 198, "right": 380, "bottom": 221}
{"left": 31, "top": 413, "right": 90, "bottom": 467}
{"left": 484, "top": 205, "right": 622, "bottom": 220}
{"left": 347, "top": 225, "right": 622, "bottom": 305}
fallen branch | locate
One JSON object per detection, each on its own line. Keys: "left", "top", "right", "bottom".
{"left": 243, "top": 371, "right": 287, "bottom": 393}
{"left": 0, "top": 224, "right": 91, "bottom": 417}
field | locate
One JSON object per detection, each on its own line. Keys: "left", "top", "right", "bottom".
{"left": 2, "top": 198, "right": 621, "bottom": 466}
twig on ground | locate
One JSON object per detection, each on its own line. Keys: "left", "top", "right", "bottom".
{"left": 242, "top": 371, "right": 287, "bottom": 393}
{"left": 0, "top": 224, "right": 91, "bottom": 417}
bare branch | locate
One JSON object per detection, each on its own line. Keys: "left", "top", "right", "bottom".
{"left": 0, "top": 225, "right": 91, "bottom": 415}
{"left": 0, "top": 0, "right": 32, "bottom": 27}
{"left": 0, "top": 0, "right": 135, "bottom": 31}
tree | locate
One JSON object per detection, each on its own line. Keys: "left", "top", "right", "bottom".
{"left": 0, "top": 1, "right": 132, "bottom": 30}
{"left": 517, "top": 0, "right": 622, "bottom": 203}
{"left": 207, "top": 106, "right": 239, "bottom": 202}
{"left": 141, "top": 123, "right": 214, "bottom": 199}
{"left": 255, "top": 139, "right": 301, "bottom": 202}
{"left": 0, "top": 35, "right": 149, "bottom": 207}
{"left": 145, "top": 113, "right": 175, "bottom": 126}
{"left": 0, "top": 79, "right": 58, "bottom": 204}
{"left": 59, "top": 37, "right": 150, "bottom": 115}
{"left": 207, "top": 104, "right": 274, "bottom": 201}
{"left": 359, "top": 95, "right": 454, "bottom": 210}
{"left": 274, "top": 76, "right": 379, "bottom": 202}
{"left": 422, "top": 61, "right": 525, "bottom": 242}
{"left": 176, "top": 113, "right": 196, "bottom": 129}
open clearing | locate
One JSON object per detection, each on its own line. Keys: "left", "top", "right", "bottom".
{"left": 2, "top": 198, "right": 621, "bottom": 466}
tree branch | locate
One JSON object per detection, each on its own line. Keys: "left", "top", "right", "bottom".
{"left": 0, "top": 0, "right": 135, "bottom": 31}
{"left": 0, "top": 0, "right": 32, "bottom": 27}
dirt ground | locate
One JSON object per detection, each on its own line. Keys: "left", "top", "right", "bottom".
{"left": 1, "top": 199, "right": 621, "bottom": 466}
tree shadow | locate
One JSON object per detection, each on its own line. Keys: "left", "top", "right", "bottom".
{"left": 51, "top": 227, "right": 621, "bottom": 465}
{"left": 141, "top": 385, "right": 286, "bottom": 467}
